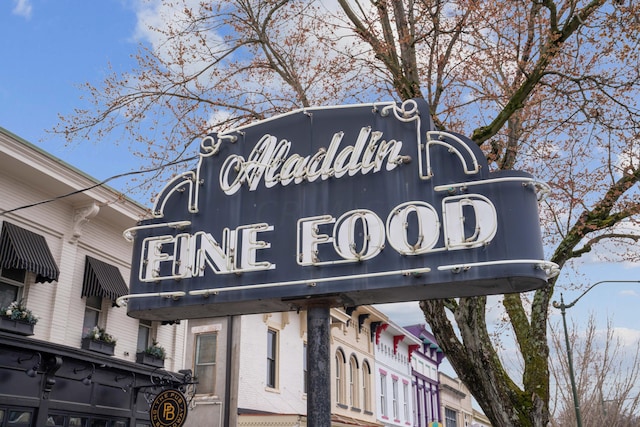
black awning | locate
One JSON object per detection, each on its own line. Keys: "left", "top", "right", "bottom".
{"left": 0, "top": 221, "right": 60, "bottom": 283}
{"left": 82, "top": 256, "right": 129, "bottom": 301}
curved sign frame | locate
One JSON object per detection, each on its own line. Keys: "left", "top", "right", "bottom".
{"left": 122, "top": 98, "right": 557, "bottom": 320}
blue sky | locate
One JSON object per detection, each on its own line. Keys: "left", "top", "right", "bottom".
{"left": 1, "top": 0, "right": 140, "bottom": 181}
{"left": 1, "top": 0, "right": 639, "bottom": 380}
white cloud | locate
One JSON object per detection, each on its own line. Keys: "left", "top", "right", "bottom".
{"left": 374, "top": 301, "right": 425, "bottom": 327}
{"left": 130, "top": 0, "right": 225, "bottom": 62}
{"left": 619, "top": 289, "right": 639, "bottom": 297}
{"left": 12, "top": 0, "right": 32, "bottom": 19}
{"left": 612, "top": 327, "right": 640, "bottom": 348}
{"left": 575, "top": 219, "right": 640, "bottom": 268}
{"left": 615, "top": 137, "right": 640, "bottom": 177}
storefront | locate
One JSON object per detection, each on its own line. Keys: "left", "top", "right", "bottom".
{"left": 0, "top": 127, "right": 190, "bottom": 427}
{"left": 0, "top": 332, "right": 192, "bottom": 427}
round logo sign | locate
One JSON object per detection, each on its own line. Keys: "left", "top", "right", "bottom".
{"left": 150, "top": 389, "right": 188, "bottom": 427}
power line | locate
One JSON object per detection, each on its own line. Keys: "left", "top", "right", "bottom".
{"left": 0, "top": 155, "right": 199, "bottom": 217}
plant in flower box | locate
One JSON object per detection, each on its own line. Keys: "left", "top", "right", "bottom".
{"left": 82, "top": 326, "right": 116, "bottom": 355}
{"left": 1, "top": 300, "right": 39, "bottom": 324}
{"left": 0, "top": 300, "right": 38, "bottom": 335}
{"left": 136, "top": 339, "right": 166, "bottom": 367}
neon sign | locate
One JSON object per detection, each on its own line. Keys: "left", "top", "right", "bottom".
{"left": 218, "top": 127, "right": 407, "bottom": 194}
{"left": 122, "top": 99, "right": 557, "bottom": 320}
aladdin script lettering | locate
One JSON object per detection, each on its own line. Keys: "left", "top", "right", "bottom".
{"left": 219, "top": 126, "right": 407, "bottom": 195}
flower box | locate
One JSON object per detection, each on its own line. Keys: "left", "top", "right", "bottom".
{"left": 136, "top": 351, "right": 165, "bottom": 368}
{"left": 81, "top": 337, "right": 115, "bottom": 356}
{"left": 0, "top": 317, "right": 34, "bottom": 336}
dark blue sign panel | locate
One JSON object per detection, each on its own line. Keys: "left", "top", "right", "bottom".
{"left": 123, "top": 99, "right": 556, "bottom": 320}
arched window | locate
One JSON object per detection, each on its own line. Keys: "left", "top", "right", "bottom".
{"left": 349, "top": 355, "right": 359, "bottom": 408}
{"left": 362, "top": 360, "right": 372, "bottom": 412}
{"left": 335, "top": 349, "right": 346, "bottom": 405}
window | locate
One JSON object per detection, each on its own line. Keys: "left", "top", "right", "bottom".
{"left": 403, "top": 381, "right": 409, "bottom": 421}
{"left": 335, "top": 350, "right": 346, "bottom": 405}
{"left": 46, "top": 412, "right": 128, "bottom": 427}
{"left": 0, "top": 407, "right": 33, "bottom": 427}
{"left": 445, "top": 407, "right": 458, "bottom": 427}
{"left": 414, "top": 386, "right": 421, "bottom": 426}
{"left": 137, "top": 320, "right": 152, "bottom": 351}
{"left": 380, "top": 373, "right": 387, "bottom": 417}
{"left": 82, "top": 295, "right": 102, "bottom": 337}
{"left": 303, "top": 342, "right": 307, "bottom": 394}
{"left": 266, "top": 329, "right": 278, "bottom": 388}
{"left": 0, "top": 267, "right": 26, "bottom": 309}
{"left": 349, "top": 356, "right": 359, "bottom": 408}
{"left": 362, "top": 361, "right": 371, "bottom": 412}
{"left": 194, "top": 333, "right": 217, "bottom": 394}
{"left": 392, "top": 377, "right": 399, "bottom": 420}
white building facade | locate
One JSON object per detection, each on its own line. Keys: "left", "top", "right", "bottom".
{"left": 0, "top": 128, "right": 187, "bottom": 426}
{"left": 235, "top": 311, "right": 308, "bottom": 425}
{"left": 182, "top": 307, "right": 387, "bottom": 427}
{"left": 374, "top": 319, "right": 423, "bottom": 426}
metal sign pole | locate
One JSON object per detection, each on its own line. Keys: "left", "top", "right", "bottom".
{"left": 307, "top": 304, "right": 331, "bottom": 426}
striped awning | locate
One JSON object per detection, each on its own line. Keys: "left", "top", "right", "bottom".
{"left": 82, "top": 256, "right": 129, "bottom": 301}
{"left": 0, "top": 221, "right": 60, "bottom": 283}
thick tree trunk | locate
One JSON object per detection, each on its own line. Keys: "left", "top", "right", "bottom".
{"left": 421, "top": 297, "right": 549, "bottom": 427}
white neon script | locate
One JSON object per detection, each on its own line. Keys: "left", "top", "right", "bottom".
{"left": 219, "top": 127, "right": 406, "bottom": 195}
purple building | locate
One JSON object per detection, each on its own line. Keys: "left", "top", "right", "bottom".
{"left": 404, "top": 324, "right": 444, "bottom": 427}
